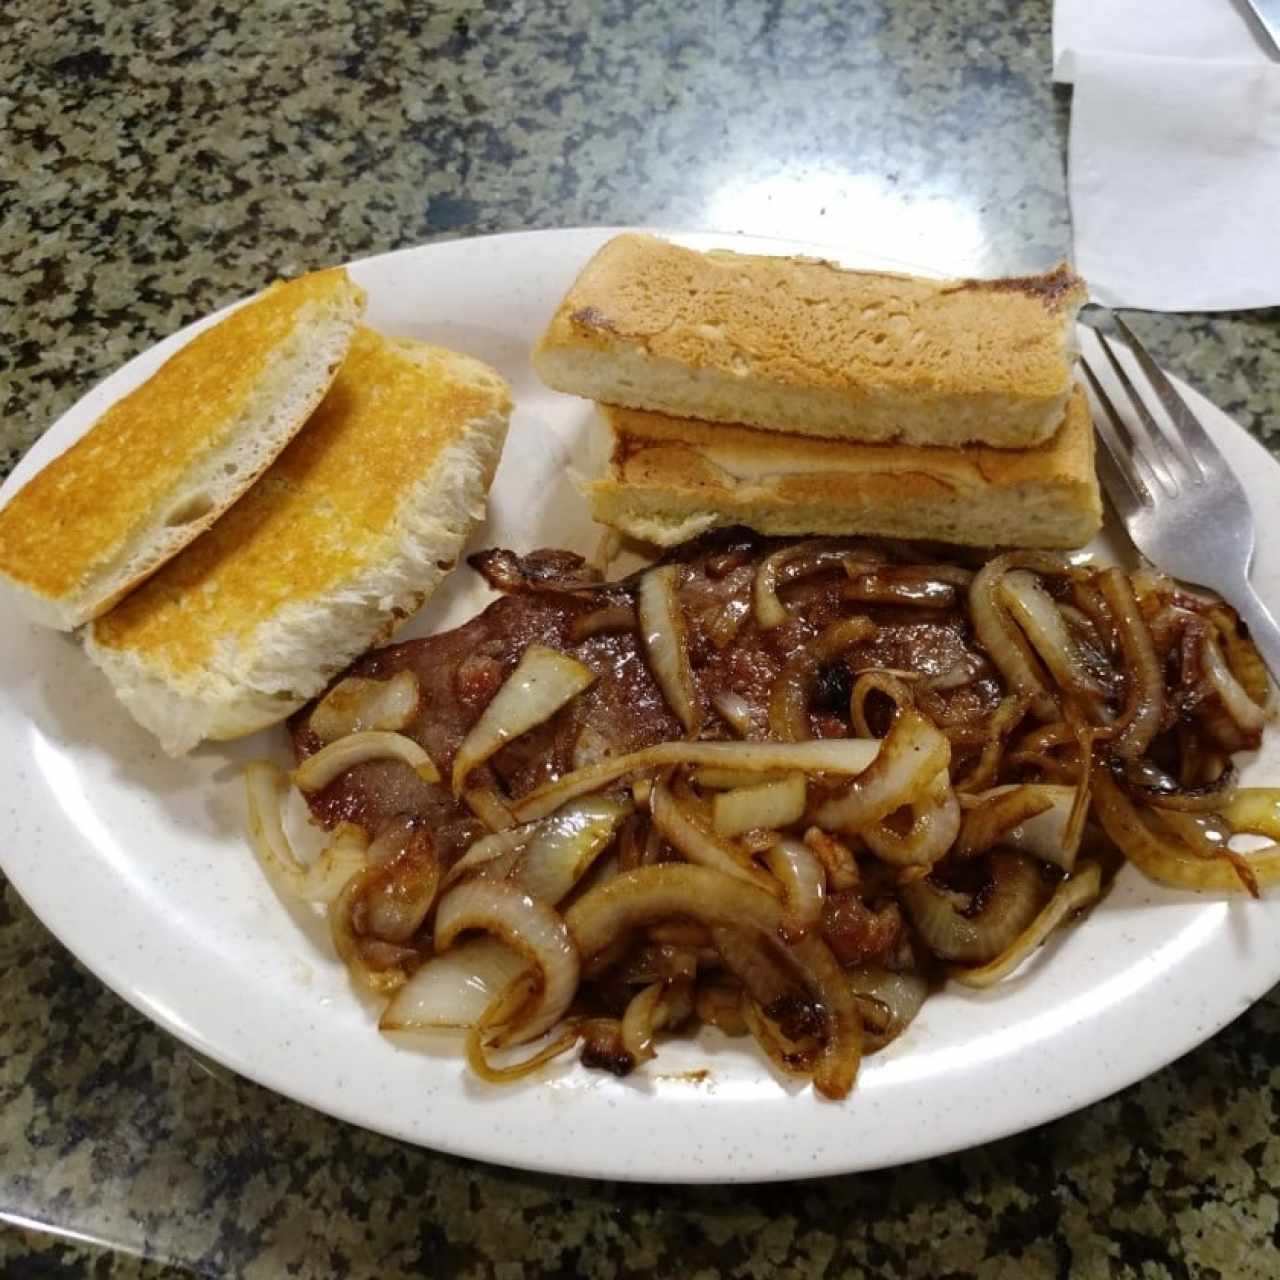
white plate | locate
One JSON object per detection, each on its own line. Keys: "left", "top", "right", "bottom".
{"left": 3, "top": 229, "right": 1279, "bottom": 1184}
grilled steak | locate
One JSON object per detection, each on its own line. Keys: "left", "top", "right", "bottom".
{"left": 291, "top": 530, "right": 998, "bottom": 873}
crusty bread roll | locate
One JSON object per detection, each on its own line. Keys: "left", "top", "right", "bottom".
{"left": 583, "top": 386, "right": 1102, "bottom": 550}
{"left": 0, "top": 268, "right": 366, "bottom": 630}
{"left": 85, "top": 330, "right": 512, "bottom": 756}
{"left": 533, "top": 234, "right": 1087, "bottom": 450}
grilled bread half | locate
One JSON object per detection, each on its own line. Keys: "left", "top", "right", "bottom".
{"left": 533, "top": 234, "right": 1087, "bottom": 450}
{"left": 85, "top": 329, "right": 512, "bottom": 755}
{"left": 0, "top": 268, "right": 366, "bottom": 630}
{"left": 584, "top": 385, "right": 1102, "bottom": 550}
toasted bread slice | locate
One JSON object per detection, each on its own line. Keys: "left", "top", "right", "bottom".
{"left": 85, "top": 330, "right": 512, "bottom": 755}
{"left": 533, "top": 234, "right": 1087, "bottom": 449}
{"left": 0, "top": 268, "right": 367, "bottom": 630}
{"left": 583, "top": 386, "right": 1102, "bottom": 550}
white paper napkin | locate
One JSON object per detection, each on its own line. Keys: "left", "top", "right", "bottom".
{"left": 1067, "top": 50, "right": 1280, "bottom": 311}
{"left": 1053, "top": 0, "right": 1276, "bottom": 82}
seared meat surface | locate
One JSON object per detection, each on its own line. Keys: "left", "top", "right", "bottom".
{"left": 291, "top": 529, "right": 995, "bottom": 880}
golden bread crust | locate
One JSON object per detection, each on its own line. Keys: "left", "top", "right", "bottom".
{"left": 90, "top": 329, "right": 511, "bottom": 673}
{"left": 0, "top": 267, "right": 364, "bottom": 606}
{"left": 533, "top": 234, "right": 1088, "bottom": 447}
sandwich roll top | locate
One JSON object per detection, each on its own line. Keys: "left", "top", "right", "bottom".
{"left": 86, "top": 329, "right": 512, "bottom": 756}
{"left": 0, "top": 267, "right": 366, "bottom": 630}
{"left": 533, "top": 233, "right": 1088, "bottom": 449}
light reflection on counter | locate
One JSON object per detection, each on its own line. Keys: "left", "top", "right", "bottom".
{"left": 700, "top": 168, "right": 990, "bottom": 273}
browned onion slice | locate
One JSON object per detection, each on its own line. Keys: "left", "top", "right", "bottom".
{"left": 953, "top": 693, "right": 1028, "bottom": 793}
{"left": 1098, "top": 568, "right": 1164, "bottom": 760}
{"left": 949, "top": 862, "right": 1102, "bottom": 988}
{"left": 356, "top": 815, "right": 440, "bottom": 943}
{"left": 849, "top": 670, "right": 915, "bottom": 739}
{"left": 638, "top": 565, "right": 702, "bottom": 735}
{"left": 620, "top": 982, "right": 667, "bottom": 1063}
{"left": 564, "top": 864, "right": 861, "bottom": 1098}
{"left": 510, "top": 794, "right": 633, "bottom": 904}
{"left": 899, "top": 851, "right": 1047, "bottom": 964}
{"left": 754, "top": 540, "right": 881, "bottom": 630}
{"left": 1202, "top": 632, "right": 1267, "bottom": 737}
{"left": 695, "top": 979, "right": 749, "bottom": 1036}
{"left": 309, "top": 671, "right": 421, "bottom": 744}
{"left": 1093, "top": 767, "right": 1279, "bottom": 896}
{"left": 452, "top": 645, "right": 598, "bottom": 795}
{"left": 433, "top": 880, "right": 580, "bottom": 1045}
{"left": 1120, "top": 757, "right": 1237, "bottom": 813}
{"left": 512, "top": 737, "right": 880, "bottom": 823}
{"left": 956, "top": 786, "right": 1057, "bottom": 860}
{"left": 969, "top": 555, "right": 1058, "bottom": 722}
{"left": 465, "top": 978, "right": 582, "bottom": 1083}
{"left": 570, "top": 604, "right": 637, "bottom": 641}
{"left": 650, "top": 780, "right": 776, "bottom": 889}
{"left": 768, "top": 616, "right": 875, "bottom": 741}
{"left": 294, "top": 731, "right": 440, "bottom": 792}
{"left": 811, "top": 709, "right": 950, "bottom": 836}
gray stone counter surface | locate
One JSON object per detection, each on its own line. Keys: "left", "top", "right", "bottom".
{"left": 3, "top": 1, "right": 1280, "bottom": 1276}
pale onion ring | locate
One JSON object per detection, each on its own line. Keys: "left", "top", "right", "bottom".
{"left": 1202, "top": 632, "right": 1267, "bottom": 737}
{"left": 308, "top": 670, "right": 421, "bottom": 744}
{"left": 811, "top": 709, "right": 950, "bottom": 836}
{"left": 244, "top": 762, "right": 369, "bottom": 903}
{"left": 969, "top": 555, "right": 1058, "bottom": 722}
{"left": 764, "top": 837, "right": 826, "bottom": 940}
{"left": 999, "top": 569, "right": 1106, "bottom": 705}
{"left": 380, "top": 936, "right": 530, "bottom": 1031}
{"left": 861, "top": 767, "right": 960, "bottom": 868}
{"left": 710, "top": 690, "right": 759, "bottom": 737}
{"left": 451, "top": 645, "right": 597, "bottom": 795}
{"left": 711, "top": 773, "right": 807, "bottom": 838}
{"left": 294, "top": 731, "right": 439, "bottom": 792}
{"left": 637, "top": 565, "right": 702, "bottom": 735}
{"left": 433, "top": 879, "right": 580, "bottom": 1045}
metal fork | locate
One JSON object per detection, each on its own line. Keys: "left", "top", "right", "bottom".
{"left": 1079, "top": 313, "right": 1280, "bottom": 682}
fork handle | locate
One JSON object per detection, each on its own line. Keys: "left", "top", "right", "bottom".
{"left": 1229, "top": 579, "right": 1280, "bottom": 690}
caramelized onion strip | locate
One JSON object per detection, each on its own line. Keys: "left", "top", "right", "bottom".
{"left": 1098, "top": 568, "right": 1164, "bottom": 760}
{"left": 949, "top": 862, "right": 1102, "bottom": 988}
{"left": 1093, "top": 767, "right": 1278, "bottom": 896}
{"left": 513, "top": 738, "right": 880, "bottom": 822}
{"left": 899, "top": 851, "right": 1046, "bottom": 963}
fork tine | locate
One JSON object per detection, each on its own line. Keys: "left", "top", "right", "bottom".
{"left": 1111, "top": 314, "right": 1218, "bottom": 481}
{"left": 1093, "top": 327, "right": 1189, "bottom": 493}
{"left": 1079, "top": 353, "right": 1159, "bottom": 508}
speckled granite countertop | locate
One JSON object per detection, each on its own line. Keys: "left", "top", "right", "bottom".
{"left": 3, "top": 1, "right": 1280, "bottom": 1276}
